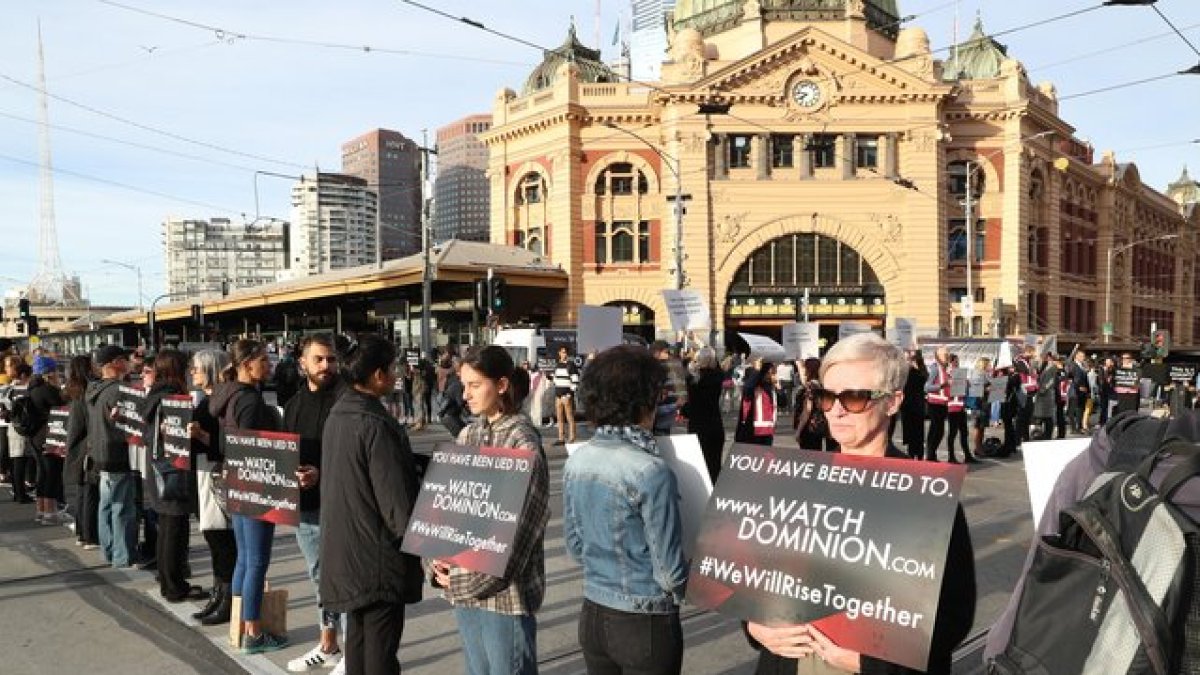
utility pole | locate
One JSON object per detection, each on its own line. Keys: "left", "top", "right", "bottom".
{"left": 419, "top": 130, "right": 435, "bottom": 357}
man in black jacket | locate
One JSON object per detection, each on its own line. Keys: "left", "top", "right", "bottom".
{"left": 85, "top": 345, "right": 137, "bottom": 568}
{"left": 284, "top": 334, "right": 347, "bottom": 673}
{"left": 320, "top": 335, "right": 422, "bottom": 675}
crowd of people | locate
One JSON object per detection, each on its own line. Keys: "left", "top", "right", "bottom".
{"left": 6, "top": 330, "right": 1189, "bottom": 674}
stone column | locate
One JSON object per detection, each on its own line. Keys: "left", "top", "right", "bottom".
{"left": 798, "top": 134, "right": 813, "bottom": 179}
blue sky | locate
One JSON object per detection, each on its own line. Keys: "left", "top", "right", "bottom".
{"left": 0, "top": 0, "right": 1196, "bottom": 306}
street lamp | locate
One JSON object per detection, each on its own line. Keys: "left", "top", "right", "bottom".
{"left": 101, "top": 258, "right": 144, "bottom": 311}
{"left": 601, "top": 122, "right": 686, "bottom": 290}
{"left": 1103, "top": 232, "right": 1180, "bottom": 343}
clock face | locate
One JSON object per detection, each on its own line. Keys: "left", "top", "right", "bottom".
{"left": 791, "top": 80, "right": 822, "bottom": 108}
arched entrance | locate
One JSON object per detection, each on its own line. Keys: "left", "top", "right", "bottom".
{"left": 604, "top": 300, "right": 656, "bottom": 343}
{"left": 725, "top": 233, "right": 886, "bottom": 347}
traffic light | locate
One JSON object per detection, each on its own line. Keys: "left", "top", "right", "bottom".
{"left": 190, "top": 304, "right": 203, "bottom": 325}
{"left": 26, "top": 316, "right": 39, "bottom": 336}
{"left": 15, "top": 322, "right": 24, "bottom": 334}
{"left": 18, "top": 298, "right": 30, "bottom": 319}
{"left": 488, "top": 277, "right": 507, "bottom": 313}
{"left": 473, "top": 279, "right": 488, "bottom": 315}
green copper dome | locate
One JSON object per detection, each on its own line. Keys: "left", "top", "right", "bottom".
{"left": 523, "top": 25, "right": 617, "bottom": 95}
{"left": 672, "top": 0, "right": 902, "bottom": 39}
{"left": 941, "top": 16, "right": 1008, "bottom": 81}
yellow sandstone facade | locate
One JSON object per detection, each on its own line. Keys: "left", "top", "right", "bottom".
{"left": 482, "top": 1, "right": 1199, "bottom": 347}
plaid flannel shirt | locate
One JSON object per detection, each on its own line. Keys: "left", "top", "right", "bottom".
{"left": 434, "top": 412, "right": 549, "bottom": 615}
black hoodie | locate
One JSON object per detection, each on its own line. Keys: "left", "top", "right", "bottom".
{"left": 84, "top": 378, "right": 129, "bottom": 471}
{"left": 208, "top": 380, "right": 280, "bottom": 433}
{"left": 283, "top": 378, "right": 346, "bottom": 512}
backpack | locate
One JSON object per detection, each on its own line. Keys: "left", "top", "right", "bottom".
{"left": 990, "top": 426, "right": 1200, "bottom": 675}
{"left": 10, "top": 392, "right": 44, "bottom": 437}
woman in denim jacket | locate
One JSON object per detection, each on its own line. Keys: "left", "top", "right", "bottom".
{"left": 563, "top": 345, "right": 689, "bottom": 675}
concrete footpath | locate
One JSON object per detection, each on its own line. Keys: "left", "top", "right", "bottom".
{"left": 1, "top": 418, "right": 1036, "bottom": 674}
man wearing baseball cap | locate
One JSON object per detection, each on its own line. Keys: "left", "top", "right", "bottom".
{"left": 86, "top": 345, "right": 137, "bottom": 567}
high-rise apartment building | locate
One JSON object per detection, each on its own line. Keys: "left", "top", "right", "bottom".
{"left": 341, "top": 129, "right": 421, "bottom": 259}
{"left": 163, "top": 217, "right": 289, "bottom": 297}
{"left": 629, "top": 0, "right": 676, "bottom": 82}
{"left": 433, "top": 114, "right": 492, "bottom": 243}
{"left": 288, "top": 173, "right": 378, "bottom": 276}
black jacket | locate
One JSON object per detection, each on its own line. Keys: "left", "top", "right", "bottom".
{"left": 208, "top": 381, "right": 280, "bottom": 433}
{"left": 684, "top": 368, "right": 726, "bottom": 434}
{"left": 84, "top": 378, "right": 129, "bottom": 472}
{"left": 64, "top": 395, "right": 93, "bottom": 484}
{"left": 282, "top": 378, "right": 346, "bottom": 513}
{"left": 751, "top": 445, "right": 977, "bottom": 675}
{"left": 139, "top": 382, "right": 190, "bottom": 515}
{"left": 319, "top": 388, "right": 423, "bottom": 612}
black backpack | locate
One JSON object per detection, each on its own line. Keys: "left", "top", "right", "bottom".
{"left": 10, "top": 391, "right": 44, "bottom": 437}
{"left": 990, "top": 425, "right": 1200, "bottom": 675}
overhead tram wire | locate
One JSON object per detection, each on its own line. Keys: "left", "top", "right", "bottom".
{"left": 1026, "top": 21, "right": 1200, "bottom": 74}
{"left": 96, "top": 0, "right": 530, "bottom": 67}
{"left": 1151, "top": 3, "right": 1200, "bottom": 60}
{"left": 1058, "top": 71, "right": 1182, "bottom": 101}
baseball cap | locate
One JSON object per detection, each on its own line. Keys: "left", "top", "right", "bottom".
{"left": 32, "top": 355, "right": 58, "bottom": 375}
{"left": 94, "top": 345, "right": 132, "bottom": 367}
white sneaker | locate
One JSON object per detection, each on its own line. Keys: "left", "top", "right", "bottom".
{"left": 287, "top": 645, "right": 341, "bottom": 672}
{"left": 330, "top": 656, "right": 345, "bottom": 675}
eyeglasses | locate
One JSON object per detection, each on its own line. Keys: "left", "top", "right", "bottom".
{"left": 814, "top": 388, "right": 892, "bottom": 413}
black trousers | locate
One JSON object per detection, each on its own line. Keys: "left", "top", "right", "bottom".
{"left": 346, "top": 601, "right": 406, "bottom": 675}
{"left": 579, "top": 599, "right": 682, "bottom": 675}
{"left": 158, "top": 512, "right": 191, "bottom": 600}
{"left": 1018, "top": 399, "right": 1035, "bottom": 443}
{"left": 203, "top": 528, "right": 238, "bottom": 583}
{"left": 925, "top": 405, "right": 947, "bottom": 460}
{"left": 946, "top": 411, "right": 969, "bottom": 460}
{"left": 76, "top": 481, "right": 100, "bottom": 544}
{"left": 900, "top": 407, "right": 925, "bottom": 458}
{"left": 36, "top": 454, "right": 64, "bottom": 503}
{"left": 1000, "top": 403, "right": 1018, "bottom": 455}
{"left": 11, "top": 456, "right": 31, "bottom": 501}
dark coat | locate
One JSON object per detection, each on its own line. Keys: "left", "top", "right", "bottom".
{"left": 685, "top": 367, "right": 727, "bottom": 481}
{"left": 751, "top": 445, "right": 976, "bottom": 675}
{"left": 319, "top": 388, "right": 423, "bottom": 612}
{"left": 84, "top": 378, "right": 129, "bottom": 472}
{"left": 139, "top": 382, "right": 189, "bottom": 515}
{"left": 1033, "top": 364, "right": 1061, "bottom": 419}
{"left": 208, "top": 381, "right": 280, "bottom": 433}
{"left": 282, "top": 378, "right": 346, "bottom": 513}
{"left": 64, "top": 395, "right": 93, "bottom": 485}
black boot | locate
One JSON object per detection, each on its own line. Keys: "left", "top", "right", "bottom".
{"left": 199, "top": 583, "right": 232, "bottom": 625}
{"left": 191, "top": 584, "right": 222, "bottom": 620}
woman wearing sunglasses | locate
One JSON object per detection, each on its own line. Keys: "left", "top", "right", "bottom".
{"left": 747, "top": 333, "right": 976, "bottom": 674}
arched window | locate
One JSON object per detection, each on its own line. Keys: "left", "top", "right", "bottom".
{"left": 515, "top": 172, "right": 546, "bottom": 205}
{"left": 947, "top": 160, "right": 984, "bottom": 199}
{"left": 594, "top": 162, "right": 648, "bottom": 196}
{"left": 948, "top": 221, "right": 985, "bottom": 262}
{"left": 594, "top": 220, "right": 651, "bottom": 264}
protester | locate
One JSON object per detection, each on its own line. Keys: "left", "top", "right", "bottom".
{"left": 283, "top": 334, "right": 347, "bottom": 673}
{"left": 320, "top": 335, "right": 423, "bottom": 675}
{"left": 86, "top": 345, "right": 138, "bottom": 567}
{"left": 564, "top": 345, "right": 687, "bottom": 675}
{"left": 736, "top": 362, "right": 778, "bottom": 446}
{"left": 1067, "top": 350, "right": 1090, "bottom": 434}
{"left": 944, "top": 354, "right": 974, "bottom": 464}
{"left": 1014, "top": 347, "right": 1039, "bottom": 444}
{"left": 1, "top": 360, "right": 34, "bottom": 504}
{"left": 970, "top": 358, "right": 991, "bottom": 460}
{"left": 188, "top": 349, "right": 237, "bottom": 625}
{"left": 410, "top": 360, "right": 428, "bottom": 431}
{"left": 210, "top": 339, "right": 286, "bottom": 653}
{"left": 64, "top": 354, "right": 99, "bottom": 548}
{"left": 273, "top": 346, "right": 302, "bottom": 408}
{"left": 747, "top": 333, "right": 976, "bottom": 674}
{"left": 1033, "top": 354, "right": 1060, "bottom": 440}
{"left": 438, "top": 357, "right": 467, "bottom": 439}
{"left": 899, "top": 351, "right": 928, "bottom": 460}
{"left": 552, "top": 345, "right": 580, "bottom": 445}
{"left": 684, "top": 346, "right": 726, "bottom": 482}
{"left": 430, "top": 345, "right": 549, "bottom": 675}
{"left": 27, "top": 355, "right": 67, "bottom": 521}
{"left": 923, "top": 346, "right": 951, "bottom": 461}
{"left": 140, "top": 349, "right": 204, "bottom": 603}
{"left": 650, "top": 340, "right": 687, "bottom": 436}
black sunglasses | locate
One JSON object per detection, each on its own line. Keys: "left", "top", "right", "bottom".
{"left": 814, "top": 388, "right": 892, "bottom": 413}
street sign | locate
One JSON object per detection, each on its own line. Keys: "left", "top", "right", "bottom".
{"left": 960, "top": 296, "right": 974, "bottom": 319}
{"left": 1102, "top": 322, "right": 1114, "bottom": 337}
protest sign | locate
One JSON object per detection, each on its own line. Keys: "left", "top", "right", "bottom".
{"left": 403, "top": 443, "right": 538, "bottom": 577}
{"left": 43, "top": 407, "right": 70, "bottom": 458}
{"left": 782, "top": 323, "right": 820, "bottom": 361}
{"left": 1114, "top": 368, "right": 1140, "bottom": 391}
{"left": 687, "top": 445, "right": 967, "bottom": 671}
{"left": 739, "top": 333, "right": 787, "bottom": 362}
{"left": 223, "top": 428, "right": 301, "bottom": 526}
{"left": 838, "top": 322, "right": 873, "bottom": 341}
{"left": 405, "top": 349, "right": 421, "bottom": 367}
{"left": 1022, "top": 438, "right": 1090, "bottom": 530}
{"left": 567, "top": 434, "right": 714, "bottom": 559}
{"left": 948, "top": 378, "right": 967, "bottom": 398}
{"left": 889, "top": 318, "right": 917, "bottom": 350}
{"left": 158, "top": 395, "right": 193, "bottom": 470}
{"left": 662, "top": 289, "right": 711, "bottom": 332}
{"left": 988, "top": 377, "right": 1009, "bottom": 404}
{"left": 1169, "top": 365, "right": 1197, "bottom": 385}
{"left": 114, "top": 384, "right": 146, "bottom": 442}
{"left": 577, "top": 305, "right": 623, "bottom": 354}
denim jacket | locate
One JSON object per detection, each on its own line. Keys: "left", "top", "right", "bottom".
{"left": 562, "top": 427, "right": 687, "bottom": 614}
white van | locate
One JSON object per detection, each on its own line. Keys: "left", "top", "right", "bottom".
{"left": 492, "top": 327, "right": 545, "bottom": 369}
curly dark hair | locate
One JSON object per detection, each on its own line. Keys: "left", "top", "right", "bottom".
{"left": 579, "top": 345, "right": 667, "bottom": 427}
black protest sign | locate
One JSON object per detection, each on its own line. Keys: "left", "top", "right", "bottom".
{"left": 158, "top": 395, "right": 193, "bottom": 470}
{"left": 402, "top": 443, "right": 538, "bottom": 577}
{"left": 1170, "top": 365, "right": 1197, "bottom": 385}
{"left": 405, "top": 349, "right": 421, "bottom": 367}
{"left": 222, "top": 428, "right": 301, "bottom": 526}
{"left": 542, "top": 330, "right": 584, "bottom": 368}
{"left": 43, "top": 407, "right": 70, "bottom": 458}
{"left": 687, "top": 445, "right": 967, "bottom": 671}
{"left": 1114, "top": 368, "right": 1140, "bottom": 392}
{"left": 114, "top": 384, "right": 146, "bottom": 442}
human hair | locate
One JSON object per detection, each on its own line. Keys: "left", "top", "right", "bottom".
{"left": 299, "top": 333, "right": 335, "bottom": 356}
{"left": 64, "top": 354, "right": 93, "bottom": 402}
{"left": 509, "top": 367, "right": 531, "bottom": 411}
{"left": 153, "top": 349, "right": 189, "bottom": 392}
{"left": 802, "top": 357, "right": 821, "bottom": 383}
{"left": 344, "top": 334, "right": 396, "bottom": 386}
{"left": 975, "top": 357, "right": 992, "bottom": 373}
{"left": 192, "top": 349, "right": 230, "bottom": 392}
{"left": 15, "top": 362, "right": 31, "bottom": 379}
{"left": 819, "top": 332, "right": 907, "bottom": 391}
{"left": 222, "top": 339, "right": 266, "bottom": 382}
{"left": 692, "top": 346, "right": 718, "bottom": 370}
{"left": 579, "top": 345, "right": 666, "bottom": 427}
{"left": 461, "top": 345, "right": 520, "bottom": 415}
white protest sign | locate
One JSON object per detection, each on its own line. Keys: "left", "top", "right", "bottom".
{"left": 889, "top": 318, "right": 917, "bottom": 350}
{"left": 781, "top": 322, "right": 820, "bottom": 361}
{"left": 1022, "top": 438, "right": 1091, "bottom": 530}
{"left": 838, "top": 321, "right": 873, "bottom": 340}
{"left": 567, "top": 434, "right": 714, "bottom": 559}
{"left": 739, "top": 332, "right": 787, "bottom": 362}
{"left": 662, "top": 289, "right": 711, "bottom": 331}
{"left": 576, "top": 305, "right": 623, "bottom": 354}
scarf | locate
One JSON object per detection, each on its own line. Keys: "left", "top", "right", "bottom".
{"left": 593, "top": 425, "right": 659, "bottom": 456}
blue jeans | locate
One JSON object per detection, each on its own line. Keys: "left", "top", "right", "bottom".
{"left": 453, "top": 607, "right": 537, "bottom": 675}
{"left": 231, "top": 514, "right": 275, "bottom": 622}
{"left": 98, "top": 471, "right": 137, "bottom": 567}
{"left": 296, "top": 510, "right": 342, "bottom": 631}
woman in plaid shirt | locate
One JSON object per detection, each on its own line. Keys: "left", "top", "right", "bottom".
{"left": 429, "top": 346, "right": 549, "bottom": 675}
